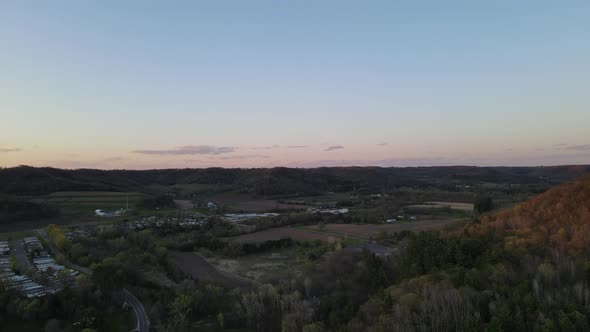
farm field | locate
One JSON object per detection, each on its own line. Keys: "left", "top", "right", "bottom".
{"left": 204, "top": 248, "right": 303, "bottom": 283}
{"left": 0, "top": 215, "right": 102, "bottom": 233}
{"left": 168, "top": 251, "right": 253, "bottom": 288}
{"left": 148, "top": 183, "right": 225, "bottom": 196}
{"left": 210, "top": 192, "right": 312, "bottom": 212}
{"left": 406, "top": 201, "right": 474, "bottom": 211}
{"left": 290, "top": 192, "right": 354, "bottom": 207}
{"left": 31, "top": 191, "right": 148, "bottom": 215}
{"left": 228, "top": 226, "right": 339, "bottom": 244}
{"left": 303, "top": 220, "right": 467, "bottom": 239}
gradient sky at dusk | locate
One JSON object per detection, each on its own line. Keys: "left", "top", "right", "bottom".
{"left": 1, "top": 1, "right": 589, "bottom": 169}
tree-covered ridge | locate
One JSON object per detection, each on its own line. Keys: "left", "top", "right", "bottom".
{"left": 335, "top": 173, "right": 590, "bottom": 331}
{"left": 469, "top": 174, "right": 590, "bottom": 255}
{"left": 1, "top": 165, "right": 589, "bottom": 196}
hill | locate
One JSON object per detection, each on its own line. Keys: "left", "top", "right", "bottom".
{"left": 337, "top": 173, "right": 590, "bottom": 331}
{"left": 470, "top": 173, "right": 590, "bottom": 255}
{"left": 1, "top": 165, "right": 589, "bottom": 196}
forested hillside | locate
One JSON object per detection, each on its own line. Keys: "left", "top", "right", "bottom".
{"left": 1, "top": 165, "right": 588, "bottom": 196}
{"left": 470, "top": 174, "right": 590, "bottom": 255}
{"left": 335, "top": 173, "right": 590, "bottom": 331}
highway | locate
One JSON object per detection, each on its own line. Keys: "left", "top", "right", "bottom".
{"left": 37, "top": 229, "right": 150, "bottom": 331}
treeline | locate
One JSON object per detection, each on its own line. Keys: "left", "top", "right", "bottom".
{"left": 0, "top": 275, "right": 130, "bottom": 331}
{"left": 137, "top": 194, "right": 176, "bottom": 209}
{"left": 0, "top": 195, "right": 60, "bottom": 223}
{"left": 335, "top": 230, "right": 590, "bottom": 332}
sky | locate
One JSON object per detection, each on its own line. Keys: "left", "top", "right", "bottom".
{"left": 1, "top": 1, "right": 589, "bottom": 169}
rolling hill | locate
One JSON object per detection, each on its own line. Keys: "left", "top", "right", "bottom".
{"left": 470, "top": 173, "right": 590, "bottom": 255}
{"left": 1, "top": 165, "right": 589, "bottom": 196}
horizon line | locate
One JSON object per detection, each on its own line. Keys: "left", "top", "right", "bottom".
{"left": 3, "top": 164, "right": 590, "bottom": 172}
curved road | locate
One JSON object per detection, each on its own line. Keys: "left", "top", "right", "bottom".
{"left": 37, "top": 229, "right": 150, "bottom": 332}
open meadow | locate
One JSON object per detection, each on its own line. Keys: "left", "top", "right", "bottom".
{"left": 209, "top": 192, "right": 311, "bottom": 212}
{"left": 203, "top": 248, "right": 303, "bottom": 283}
{"left": 303, "top": 219, "right": 467, "bottom": 239}
{"left": 228, "top": 226, "right": 339, "bottom": 244}
{"left": 405, "top": 201, "right": 474, "bottom": 211}
{"left": 168, "top": 251, "right": 253, "bottom": 288}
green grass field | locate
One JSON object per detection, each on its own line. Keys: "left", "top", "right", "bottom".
{"left": 31, "top": 191, "right": 148, "bottom": 216}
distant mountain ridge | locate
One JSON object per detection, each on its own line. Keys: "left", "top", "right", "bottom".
{"left": 1, "top": 165, "right": 589, "bottom": 196}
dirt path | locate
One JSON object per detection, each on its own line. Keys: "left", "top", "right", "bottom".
{"left": 11, "top": 239, "right": 32, "bottom": 272}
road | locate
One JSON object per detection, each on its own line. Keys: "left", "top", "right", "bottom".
{"left": 37, "top": 229, "right": 92, "bottom": 274}
{"left": 123, "top": 289, "right": 150, "bottom": 332}
{"left": 37, "top": 229, "right": 150, "bottom": 332}
{"left": 11, "top": 239, "right": 33, "bottom": 273}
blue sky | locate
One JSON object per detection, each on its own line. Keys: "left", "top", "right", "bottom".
{"left": 1, "top": 1, "right": 589, "bottom": 168}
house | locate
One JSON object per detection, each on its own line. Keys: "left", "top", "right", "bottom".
{"left": 95, "top": 209, "right": 125, "bottom": 217}
{"left": 0, "top": 241, "right": 9, "bottom": 255}
{"left": 207, "top": 202, "right": 218, "bottom": 210}
{"left": 310, "top": 208, "right": 349, "bottom": 215}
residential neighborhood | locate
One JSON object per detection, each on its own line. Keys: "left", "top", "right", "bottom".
{"left": 0, "top": 237, "right": 75, "bottom": 298}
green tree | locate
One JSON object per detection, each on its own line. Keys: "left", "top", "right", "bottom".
{"left": 474, "top": 196, "right": 494, "bottom": 214}
{"left": 169, "top": 294, "right": 193, "bottom": 329}
{"left": 92, "top": 263, "right": 127, "bottom": 294}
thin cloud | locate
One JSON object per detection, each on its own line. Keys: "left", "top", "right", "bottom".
{"left": 325, "top": 145, "right": 344, "bottom": 152}
{"left": 566, "top": 144, "right": 590, "bottom": 151}
{"left": 377, "top": 142, "right": 388, "bottom": 146}
{"left": 287, "top": 145, "right": 308, "bottom": 149}
{"left": 218, "top": 154, "right": 270, "bottom": 160}
{"left": 553, "top": 143, "right": 568, "bottom": 150}
{"left": 133, "top": 145, "right": 236, "bottom": 155}
{"left": 251, "top": 144, "right": 284, "bottom": 150}
{"left": 0, "top": 148, "right": 21, "bottom": 152}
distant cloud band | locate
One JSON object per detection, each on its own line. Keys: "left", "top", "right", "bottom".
{"left": 133, "top": 145, "right": 236, "bottom": 155}
{"left": 219, "top": 154, "right": 270, "bottom": 160}
{"left": 566, "top": 145, "right": 590, "bottom": 151}
{"left": 325, "top": 145, "right": 344, "bottom": 152}
{"left": 0, "top": 148, "right": 21, "bottom": 153}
